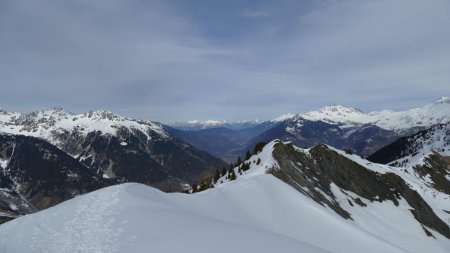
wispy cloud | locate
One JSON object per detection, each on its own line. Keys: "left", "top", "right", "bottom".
{"left": 241, "top": 9, "right": 271, "bottom": 18}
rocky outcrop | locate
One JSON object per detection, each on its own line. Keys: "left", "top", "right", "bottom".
{"left": 413, "top": 152, "right": 450, "bottom": 195}
{"left": 268, "top": 141, "right": 450, "bottom": 239}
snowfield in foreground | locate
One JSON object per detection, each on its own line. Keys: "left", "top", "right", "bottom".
{"left": 0, "top": 177, "right": 443, "bottom": 253}
{"left": 0, "top": 182, "right": 335, "bottom": 253}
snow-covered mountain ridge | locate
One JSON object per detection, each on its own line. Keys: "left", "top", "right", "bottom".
{"left": 0, "top": 108, "right": 168, "bottom": 142}
{"left": 168, "top": 119, "right": 264, "bottom": 131}
{"left": 167, "top": 98, "right": 450, "bottom": 161}
{"left": 170, "top": 97, "right": 450, "bottom": 132}
{"left": 279, "top": 97, "right": 450, "bottom": 131}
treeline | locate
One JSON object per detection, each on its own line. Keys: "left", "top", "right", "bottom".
{"left": 189, "top": 141, "right": 267, "bottom": 193}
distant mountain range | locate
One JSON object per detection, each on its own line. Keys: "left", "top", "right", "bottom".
{"left": 168, "top": 119, "right": 264, "bottom": 131}
{"left": 169, "top": 97, "right": 450, "bottom": 161}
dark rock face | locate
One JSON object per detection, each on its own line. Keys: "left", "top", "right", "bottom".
{"left": 413, "top": 153, "right": 450, "bottom": 195}
{"left": 268, "top": 141, "right": 450, "bottom": 239}
{"left": 0, "top": 134, "right": 114, "bottom": 222}
{"left": 53, "top": 127, "right": 226, "bottom": 190}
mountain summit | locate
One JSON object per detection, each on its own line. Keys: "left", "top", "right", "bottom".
{"left": 274, "top": 97, "right": 450, "bottom": 131}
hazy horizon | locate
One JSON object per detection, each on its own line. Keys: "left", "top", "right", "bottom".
{"left": 1, "top": 95, "right": 448, "bottom": 124}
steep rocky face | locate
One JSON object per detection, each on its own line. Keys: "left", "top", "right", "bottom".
{"left": 0, "top": 174, "right": 33, "bottom": 224}
{"left": 0, "top": 109, "right": 226, "bottom": 190}
{"left": 0, "top": 134, "right": 114, "bottom": 222}
{"left": 266, "top": 141, "right": 450, "bottom": 239}
{"left": 413, "top": 153, "right": 450, "bottom": 194}
{"left": 60, "top": 128, "right": 225, "bottom": 189}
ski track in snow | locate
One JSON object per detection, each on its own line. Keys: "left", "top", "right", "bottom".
{"left": 31, "top": 186, "right": 124, "bottom": 253}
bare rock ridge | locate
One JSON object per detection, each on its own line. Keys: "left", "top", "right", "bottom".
{"left": 267, "top": 141, "right": 450, "bottom": 239}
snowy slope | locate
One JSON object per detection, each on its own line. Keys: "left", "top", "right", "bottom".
{"left": 277, "top": 97, "right": 450, "bottom": 131}
{"left": 0, "top": 183, "right": 402, "bottom": 253}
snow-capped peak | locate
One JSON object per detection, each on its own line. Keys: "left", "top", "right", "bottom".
{"left": 169, "top": 119, "right": 264, "bottom": 131}
{"left": 185, "top": 119, "right": 228, "bottom": 125}
{"left": 274, "top": 97, "right": 450, "bottom": 131}
{"left": 0, "top": 108, "right": 169, "bottom": 144}
{"left": 300, "top": 104, "right": 368, "bottom": 126}
{"left": 319, "top": 104, "right": 363, "bottom": 114}
{"left": 273, "top": 113, "right": 296, "bottom": 122}
{"left": 434, "top": 96, "right": 450, "bottom": 104}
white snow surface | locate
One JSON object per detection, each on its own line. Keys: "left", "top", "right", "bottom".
{"left": 276, "top": 97, "right": 450, "bottom": 131}
{"left": 0, "top": 159, "right": 8, "bottom": 169}
{"left": 0, "top": 108, "right": 169, "bottom": 143}
{"left": 0, "top": 181, "right": 402, "bottom": 253}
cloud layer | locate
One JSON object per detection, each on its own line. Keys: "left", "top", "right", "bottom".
{"left": 1, "top": 0, "right": 450, "bottom": 121}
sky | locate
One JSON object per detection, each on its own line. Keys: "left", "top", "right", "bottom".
{"left": 1, "top": 0, "right": 450, "bottom": 122}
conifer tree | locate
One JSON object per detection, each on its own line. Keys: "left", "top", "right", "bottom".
{"left": 236, "top": 156, "right": 242, "bottom": 166}
{"left": 229, "top": 170, "right": 237, "bottom": 180}
{"left": 241, "top": 162, "right": 250, "bottom": 172}
{"left": 245, "top": 150, "right": 252, "bottom": 160}
{"left": 214, "top": 169, "right": 220, "bottom": 182}
{"left": 253, "top": 141, "right": 268, "bottom": 154}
